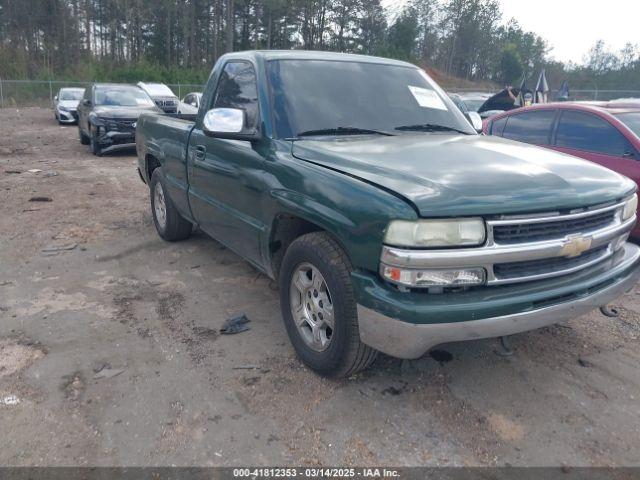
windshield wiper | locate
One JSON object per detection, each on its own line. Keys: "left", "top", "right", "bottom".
{"left": 296, "top": 126, "right": 395, "bottom": 137}
{"left": 394, "top": 123, "right": 470, "bottom": 135}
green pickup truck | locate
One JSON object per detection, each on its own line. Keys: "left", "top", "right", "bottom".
{"left": 136, "top": 51, "right": 639, "bottom": 377}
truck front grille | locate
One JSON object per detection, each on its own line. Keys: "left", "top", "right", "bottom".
{"left": 493, "top": 210, "right": 615, "bottom": 244}
{"left": 380, "top": 197, "right": 635, "bottom": 289}
{"left": 493, "top": 245, "right": 609, "bottom": 280}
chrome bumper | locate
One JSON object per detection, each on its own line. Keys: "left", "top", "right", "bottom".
{"left": 359, "top": 242, "right": 640, "bottom": 359}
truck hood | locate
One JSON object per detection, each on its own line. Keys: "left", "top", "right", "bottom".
{"left": 93, "top": 105, "right": 161, "bottom": 118}
{"left": 291, "top": 134, "right": 636, "bottom": 217}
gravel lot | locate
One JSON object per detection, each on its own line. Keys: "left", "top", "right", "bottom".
{"left": 1, "top": 107, "right": 640, "bottom": 467}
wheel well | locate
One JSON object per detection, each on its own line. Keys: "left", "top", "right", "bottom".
{"left": 146, "top": 154, "right": 161, "bottom": 181}
{"left": 269, "top": 215, "right": 324, "bottom": 279}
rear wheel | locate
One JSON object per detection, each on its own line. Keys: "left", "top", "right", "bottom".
{"left": 150, "top": 169, "right": 192, "bottom": 242}
{"left": 279, "top": 232, "right": 377, "bottom": 377}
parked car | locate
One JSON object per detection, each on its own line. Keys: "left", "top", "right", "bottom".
{"left": 447, "top": 93, "right": 483, "bottom": 132}
{"left": 137, "top": 82, "right": 179, "bottom": 113}
{"left": 483, "top": 102, "right": 640, "bottom": 239}
{"left": 136, "top": 51, "right": 639, "bottom": 377}
{"left": 453, "top": 92, "right": 491, "bottom": 112}
{"left": 177, "top": 92, "right": 203, "bottom": 115}
{"left": 53, "top": 87, "right": 85, "bottom": 124}
{"left": 77, "top": 83, "right": 162, "bottom": 156}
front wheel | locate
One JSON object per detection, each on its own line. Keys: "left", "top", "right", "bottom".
{"left": 89, "top": 130, "right": 101, "bottom": 156}
{"left": 279, "top": 232, "right": 377, "bottom": 377}
{"left": 150, "top": 169, "right": 192, "bottom": 242}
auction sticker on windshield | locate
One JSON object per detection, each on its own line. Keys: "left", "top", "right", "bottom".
{"left": 408, "top": 85, "right": 447, "bottom": 110}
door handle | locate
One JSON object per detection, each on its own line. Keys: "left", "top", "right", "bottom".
{"left": 194, "top": 145, "right": 206, "bottom": 161}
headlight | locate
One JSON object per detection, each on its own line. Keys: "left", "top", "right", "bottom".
{"left": 622, "top": 194, "right": 638, "bottom": 221}
{"left": 88, "top": 113, "right": 104, "bottom": 126}
{"left": 381, "top": 265, "right": 486, "bottom": 288}
{"left": 384, "top": 218, "right": 486, "bottom": 248}
{"left": 58, "top": 106, "right": 68, "bottom": 112}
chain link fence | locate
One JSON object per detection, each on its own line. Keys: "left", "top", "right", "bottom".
{"left": 0, "top": 80, "right": 204, "bottom": 108}
{"left": 451, "top": 88, "right": 640, "bottom": 102}
{"left": 0, "top": 79, "right": 638, "bottom": 108}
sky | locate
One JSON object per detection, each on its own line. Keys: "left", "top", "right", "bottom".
{"left": 498, "top": 0, "right": 639, "bottom": 63}
{"left": 383, "top": 0, "right": 640, "bottom": 64}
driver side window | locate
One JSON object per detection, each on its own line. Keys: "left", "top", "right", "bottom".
{"left": 212, "top": 61, "right": 259, "bottom": 129}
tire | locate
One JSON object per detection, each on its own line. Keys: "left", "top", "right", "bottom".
{"left": 279, "top": 232, "right": 378, "bottom": 377}
{"left": 79, "top": 127, "right": 90, "bottom": 145}
{"left": 150, "top": 168, "right": 192, "bottom": 242}
{"left": 89, "top": 130, "right": 101, "bottom": 156}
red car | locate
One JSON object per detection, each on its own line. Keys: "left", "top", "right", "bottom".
{"left": 483, "top": 102, "right": 640, "bottom": 238}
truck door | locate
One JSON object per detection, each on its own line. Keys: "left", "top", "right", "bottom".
{"left": 187, "top": 60, "right": 267, "bottom": 267}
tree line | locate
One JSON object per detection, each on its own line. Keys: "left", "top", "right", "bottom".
{"left": 1, "top": 0, "right": 638, "bottom": 91}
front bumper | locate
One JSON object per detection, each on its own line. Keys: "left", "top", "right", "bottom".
{"left": 96, "top": 130, "right": 136, "bottom": 154}
{"left": 354, "top": 242, "right": 640, "bottom": 359}
{"left": 57, "top": 109, "right": 77, "bottom": 123}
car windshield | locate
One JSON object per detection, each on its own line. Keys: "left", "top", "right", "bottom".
{"left": 95, "top": 87, "right": 155, "bottom": 107}
{"left": 614, "top": 112, "right": 640, "bottom": 137}
{"left": 266, "top": 59, "right": 475, "bottom": 139}
{"left": 60, "top": 90, "right": 84, "bottom": 101}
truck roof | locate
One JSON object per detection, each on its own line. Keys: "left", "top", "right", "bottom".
{"left": 222, "top": 50, "right": 417, "bottom": 68}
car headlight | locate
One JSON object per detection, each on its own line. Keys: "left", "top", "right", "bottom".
{"left": 58, "top": 106, "right": 68, "bottom": 112}
{"left": 88, "top": 113, "right": 104, "bottom": 126}
{"left": 622, "top": 194, "right": 638, "bottom": 221}
{"left": 384, "top": 218, "right": 486, "bottom": 248}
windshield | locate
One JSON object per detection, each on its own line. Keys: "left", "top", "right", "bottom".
{"left": 266, "top": 59, "right": 475, "bottom": 139}
{"left": 615, "top": 112, "right": 640, "bottom": 137}
{"left": 95, "top": 87, "right": 155, "bottom": 107}
{"left": 60, "top": 89, "right": 84, "bottom": 101}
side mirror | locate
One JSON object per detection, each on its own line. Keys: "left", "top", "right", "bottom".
{"left": 465, "top": 111, "right": 483, "bottom": 133}
{"left": 203, "top": 108, "right": 260, "bottom": 141}
{"left": 54, "top": 95, "right": 58, "bottom": 102}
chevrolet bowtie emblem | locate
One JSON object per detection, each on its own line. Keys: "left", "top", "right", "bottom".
{"left": 560, "top": 234, "right": 592, "bottom": 258}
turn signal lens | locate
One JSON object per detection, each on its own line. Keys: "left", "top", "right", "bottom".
{"left": 381, "top": 266, "right": 486, "bottom": 288}
{"left": 622, "top": 194, "right": 638, "bottom": 221}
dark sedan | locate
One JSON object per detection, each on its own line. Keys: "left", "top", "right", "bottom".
{"left": 483, "top": 102, "right": 640, "bottom": 239}
{"left": 77, "top": 83, "right": 162, "bottom": 156}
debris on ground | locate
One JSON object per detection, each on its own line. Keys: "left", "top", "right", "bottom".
{"left": 27, "top": 169, "right": 43, "bottom": 174}
{"left": 43, "top": 171, "right": 59, "bottom": 177}
{"left": 220, "top": 314, "right": 251, "bottom": 335}
{"left": 92, "top": 362, "right": 111, "bottom": 374}
{"left": 0, "top": 395, "right": 20, "bottom": 406}
{"left": 93, "top": 366, "right": 126, "bottom": 380}
{"left": 233, "top": 365, "right": 259, "bottom": 370}
{"left": 28, "top": 196, "right": 52, "bottom": 202}
{"left": 4, "top": 170, "right": 21, "bottom": 174}
{"left": 41, "top": 243, "right": 78, "bottom": 253}
{"left": 578, "top": 358, "right": 593, "bottom": 368}
{"left": 600, "top": 305, "right": 619, "bottom": 317}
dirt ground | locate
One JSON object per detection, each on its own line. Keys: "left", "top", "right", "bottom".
{"left": 1, "top": 107, "right": 640, "bottom": 467}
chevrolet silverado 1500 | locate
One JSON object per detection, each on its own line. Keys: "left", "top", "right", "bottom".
{"left": 136, "top": 51, "right": 639, "bottom": 377}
